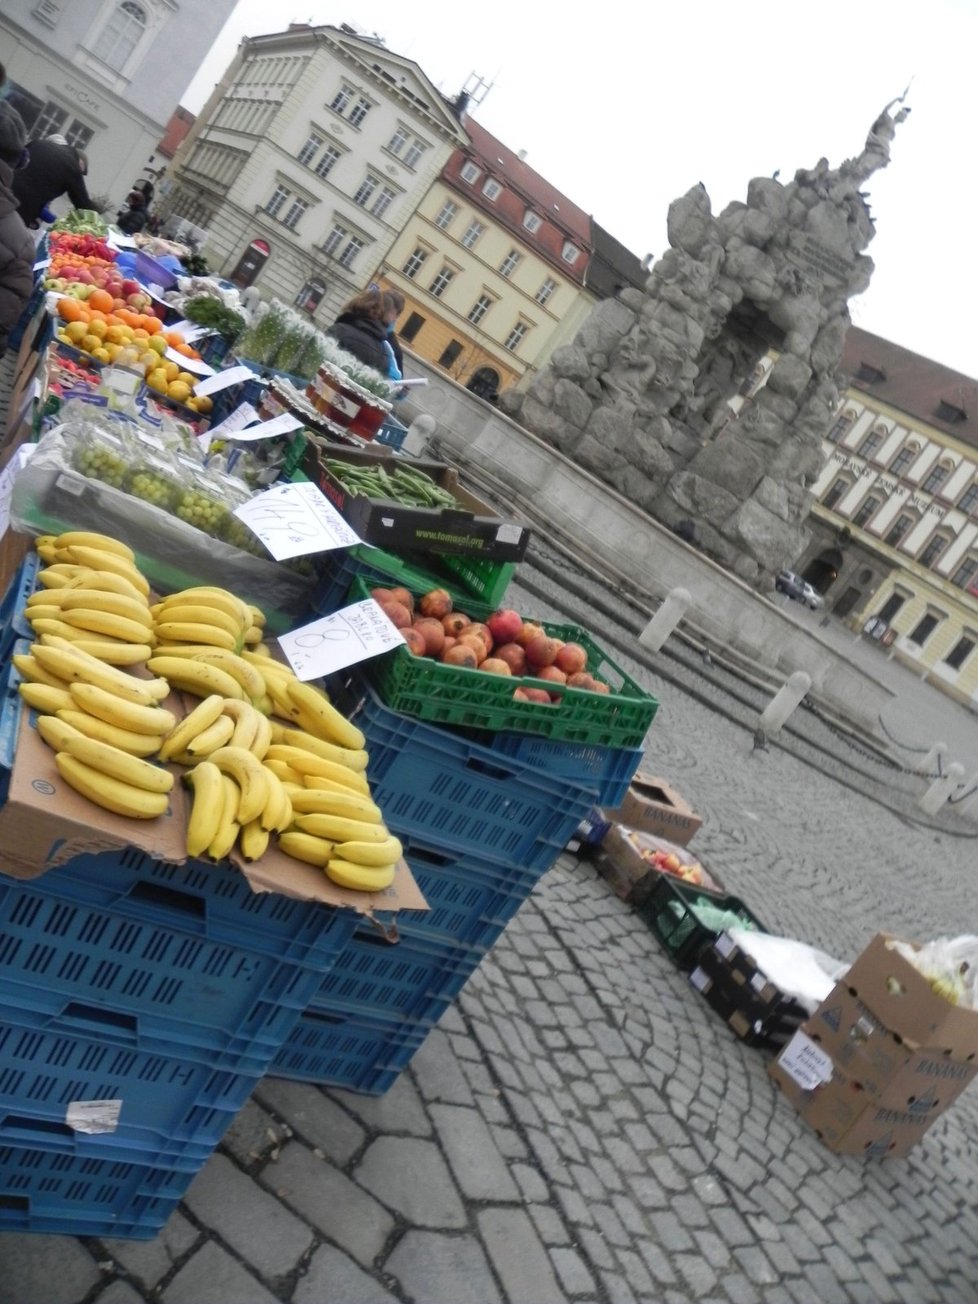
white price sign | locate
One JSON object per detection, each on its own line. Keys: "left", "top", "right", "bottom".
{"left": 279, "top": 599, "right": 405, "bottom": 680}
{"left": 223, "top": 412, "right": 304, "bottom": 441}
{"left": 777, "top": 1031, "right": 834, "bottom": 1091}
{"left": 164, "top": 347, "right": 215, "bottom": 376}
{"left": 194, "top": 365, "right": 256, "bottom": 397}
{"left": 208, "top": 402, "right": 261, "bottom": 437}
{"left": 232, "top": 480, "right": 361, "bottom": 560}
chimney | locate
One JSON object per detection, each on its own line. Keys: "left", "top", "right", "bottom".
{"left": 517, "top": 148, "right": 527, "bottom": 162}
{"left": 641, "top": 252, "right": 654, "bottom": 269}
{"left": 452, "top": 90, "right": 471, "bottom": 122}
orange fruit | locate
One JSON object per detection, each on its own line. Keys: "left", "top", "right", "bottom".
{"left": 88, "top": 288, "right": 114, "bottom": 314}
{"left": 132, "top": 329, "right": 149, "bottom": 343}
{"left": 164, "top": 330, "right": 184, "bottom": 348}
{"left": 57, "top": 298, "right": 85, "bottom": 323}
{"left": 142, "top": 317, "right": 162, "bottom": 335}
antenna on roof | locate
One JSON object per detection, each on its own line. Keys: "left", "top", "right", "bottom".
{"left": 462, "top": 73, "right": 492, "bottom": 106}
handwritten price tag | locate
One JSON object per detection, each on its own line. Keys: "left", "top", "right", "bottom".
{"left": 208, "top": 402, "right": 261, "bottom": 437}
{"left": 278, "top": 599, "right": 405, "bottom": 680}
{"left": 232, "top": 480, "right": 361, "bottom": 559}
{"left": 164, "top": 348, "right": 215, "bottom": 377}
{"left": 222, "top": 412, "right": 304, "bottom": 441}
{"left": 194, "top": 365, "right": 256, "bottom": 397}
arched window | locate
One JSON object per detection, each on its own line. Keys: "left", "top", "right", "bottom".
{"left": 825, "top": 408, "right": 856, "bottom": 443}
{"left": 921, "top": 459, "right": 953, "bottom": 496}
{"left": 93, "top": 1, "right": 146, "bottom": 71}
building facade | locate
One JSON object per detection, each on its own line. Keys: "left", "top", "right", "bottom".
{"left": 0, "top": 0, "right": 236, "bottom": 206}
{"left": 161, "top": 24, "right": 468, "bottom": 324}
{"left": 801, "top": 328, "right": 978, "bottom": 706}
{"left": 375, "top": 120, "right": 594, "bottom": 399}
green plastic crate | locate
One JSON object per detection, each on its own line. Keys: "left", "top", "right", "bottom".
{"left": 635, "top": 876, "right": 766, "bottom": 970}
{"left": 437, "top": 553, "right": 515, "bottom": 607}
{"left": 350, "top": 576, "right": 658, "bottom": 748}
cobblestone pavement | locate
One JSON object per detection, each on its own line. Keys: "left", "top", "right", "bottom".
{"left": 2, "top": 570, "right": 978, "bottom": 1304}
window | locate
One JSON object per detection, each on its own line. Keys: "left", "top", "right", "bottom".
{"left": 93, "top": 1, "right": 146, "bottom": 71}
{"left": 499, "top": 249, "right": 521, "bottom": 278}
{"left": 460, "top": 161, "right": 481, "bottom": 184}
{"left": 434, "top": 200, "right": 458, "bottom": 230}
{"left": 338, "top": 236, "right": 364, "bottom": 269}
{"left": 295, "top": 278, "right": 326, "bottom": 314}
{"left": 372, "top": 186, "right": 396, "bottom": 219}
{"left": 919, "top": 534, "right": 949, "bottom": 569}
{"left": 31, "top": 101, "right": 68, "bottom": 140}
{"left": 65, "top": 120, "right": 94, "bottom": 150}
{"left": 403, "top": 139, "right": 426, "bottom": 168}
{"left": 909, "top": 613, "right": 939, "bottom": 646}
{"left": 461, "top": 219, "right": 485, "bottom": 249}
{"left": 888, "top": 446, "right": 916, "bottom": 478}
{"left": 504, "top": 321, "right": 530, "bottom": 352}
{"left": 353, "top": 175, "right": 377, "bottom": 208}
{"left": 561, "top": 241, "right": 580, "bottom": 264}
{"left": 958, "top": 483, "right": 978, "bottom": 515}
{"left": 523, "top": 211, "right": 542, "bottom": 233}
{"left": 856, "top": 362, "right": 886, "bottom": 385}
{"left": 535, "top": 277, "right": 557, "bottom": 305}
{"left": 852, "top": 495, "right": 880, "bottom": 528}
{"left": 921, "top": 463, "right": 949, "bottom": 495}
{"left": 315, "top": 145, "right": 341, "bottom": 179}
{"left": 428, "top": 266, "right": 455, "bottom": 298}
{"left": 951, "top": 557, "right": 978, "bottom": 590}
{"left": 322, "top": 222, "right": 347, "bottom": 257}
{"left": 945, "top": 636, "right": 976, "bottom": 670}
{"left": 822, "top": 477, "right": 849, "bottom": 510}
{"left": 265, "top": 184, "right": 290, "bottom": 218}
{"left": 877, "top": 593, "right": 906, "bottom": 624}
{"left": 348, "top": 97, "right": 372, "bottom": 128}
{"left": 282, "top": 198, "right": 308, "bottom": 230}
{"left": 400, "top": 312, "right": 424, "bottom": 343}
{"left": 438, "top": 341, "right": 463, "bottom": 369}
{"left": 330, "top": 85, "right": 353, "bottom": 114}
{"left": 402, "top": 247, "right": 428, "bottom": 279}
{"left": 482, "top": 178, "right": 502, "bottom": 201}
{"left": 884, "top": 514, "right": 913, "bottom": 548}
{"left": 858, "top": 430, "right": 884, "bottom": 460}
{"left": 936, "top": 400, "right": 966, "bottom": 424}
{"left": 297, "top": 133, "right": 323, "bottom": 166}
{"left": 387, "top": 126, "right": 409, "bottom": 156}
{"left": 826, "top": 409, "right": 855, "bottom": 443}
{"left": 468, "top": 294, "right": 494, "bottom": 325}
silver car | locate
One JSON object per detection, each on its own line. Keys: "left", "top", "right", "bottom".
{"left": 801, "top": 580, "right": 824, "bottom": 610}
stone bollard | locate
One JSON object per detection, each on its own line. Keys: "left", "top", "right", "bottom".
{"left": 638, "top": 587, "right": 691, "bottom": 653}
{"left": 758, "top": 670, "right": 812, "bottom": 738}
{"left": 404, "top": 414, "right": 436, "bottom": 456}
{"left": 915, "top": 742, "right": 947, "bottom": 777}
{"left": 918, "top": 761, "right": 965, "bottom": 816}
{"left": 956, "top": 772, "right": 978, "bottom": 818}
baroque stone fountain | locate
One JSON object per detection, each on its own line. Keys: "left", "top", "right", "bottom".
{"left": 501, "top": 100, "right": 909, "bottom": 583}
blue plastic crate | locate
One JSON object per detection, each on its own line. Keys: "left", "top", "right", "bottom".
{"left": 482, "top": 733, "right": 645, "bottom": 809}
{"left": 269, "top": 1005, "right": 428, "bottom": 1094}
{"left": 0, "top": 1002, "right": 268, "bottom": 1169}
{"left": 0, "top": 554, "right": 39, "bottom": 665}
{"left": 373, "top": 416, "right": 409, "bottom": 450}
{"left": 330, "top": 670, "right": 597, "bottom": 873}
{"left": 0, "top": 1137, "right": 192, "bottom": 1239}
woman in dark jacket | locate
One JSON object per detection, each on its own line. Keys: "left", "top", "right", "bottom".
{"left": 327, "top": 288, "right": 390, "bottom": 373}
{"left": 116, "top": 190, "right": 148, "bottom": 235}
{"left": 0, "top": 103, "right": 35, "bottom": 360}
{"left": 12, "top": 135, "right": 91, "bottom": 227}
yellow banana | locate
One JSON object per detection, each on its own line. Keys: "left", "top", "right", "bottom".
{"left": 264, "top": 745, "right": 369, "bottom": 795}
{"left": 69, "top": 682, "right": 177, "bottom": 736}
{"left": 243, "top": 625, "right": 263, "bottom": 645}
{"left": 60, "top": 608, "right": 156, "bottom": 646}
{"left": 36, "top": 566, "right": 83, "bottom": 589}
{"left": 161, "top": 587, "right": 251, "bottom": 627}
{"left": 23, "top": 604, "right": 63, "bottom": 623}
{"left": 18, "top": 683, "right": 75, "bottom": 714}
{"left": 158, "top": 694, "right": 226, "bottom": 762}
{"left": 36, "top": 542, "right": 58, "bottom": 564}
{"left": 206, "top": 746, "right": 269, "bottom": 824}
{"left": 154, "top": 647, "right": 266, "bottom": 702}
{"left": 55, "top": 752, "right": 169, "bottom": 820}
{"left": 57, "top": 709, "right": 164, "bottom": 758}
{"left": 324, "top": 859, "right": 396, "bottom": 892}
{"left": 29, "top": 618, "right": 100, "bottom": 643}
{"left": 286, "top": 681, "right": 366, "bottom": 751}
{"left": 289, "top": 788, "right": 383, "bottom": 822}
{"left": 303, "top": 774, "right": 363, "bottom": 796}
{"left": 62, "top": 569, "right": 148, "bottom": 602}
{"left": 248, "top": 605, "right": 266, "bottom": 628}
{"left": 186, "top": 714, "right": 236, "bottom": 757}
{"left": 13, "top": 653, "right": 72, "bottom": 692}
{"left": 222, "top": 699, "right": 259, "bottom": 752}
{"left": 62, "top": 547, "right": 150, "bottom": 596}
{"left": 183, "top": 761, "right": 223, "bottom": 857}
{"left": 255, "top": 693, "right": 274, "bottom": 717}
{"left": 248, "top": 642, "right": 273, "bottom": 657}
{"left": 268, "top": 720, "right": 290, "bottom": 745}
{"left": 281, "top": 727, "right": 369, "bottom": 773}
{"left": 278, "top": 830, "right": 335, "bottom": 868}
{"left": 251, "top": 711, "right": 273, "bottom": 760}
{"left": 59, "top": 590, "right": 153, "bottom": 628}
{"left": 239, "top": 818, "right": 269, "bottom": 862}
{"left": 146, "top": 656, "right": 244, "bottom": 701}
{"left": 259, "top": 767, "right": 293, "bottom": 833}
{"left": 335, "top": 836, "right": 403, "bottom": 867}
{"left": 264, "top": 758, "right": 304, "bottom": 786}
{"left": 55, "top": 531, "right": 135, "bottom": 562}
{"left": 154, "top": 603, "right": 245, "bottom": 642}
{"left": 37, "top": 716, "right": 173, "bottom": 794}
{"left": 69, "top": 641, "right": 153, "bottom": 667}
{"left": 154, "top": 621, "right": 238, "bottom": 652}
{"left": 262, "top": 674, "right": 298, "bottom": 720}
{"left": 242, "top": 649, "right": 293, "bottom": 679}
{"left": 294, "top": 813, "right": 391, "bottom": 844}
{"left": 33, "top": 639, "right": 169, "bottom": 706}
{"left": 207, "top": 774, "right": 241, "bottom": 861}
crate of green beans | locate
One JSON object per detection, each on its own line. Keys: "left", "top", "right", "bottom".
{"left": 304, "top": 443, "right": 530, "bottom": 561}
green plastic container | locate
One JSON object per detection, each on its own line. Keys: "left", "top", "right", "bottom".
{"left": 635, "top": 876, "right": 766, "bottom": 970}
{"left": 349, "top": 576, "right": 659, "bottom": 749}
{"left": 437, "top": 553, "right": 515, "bottom": 607}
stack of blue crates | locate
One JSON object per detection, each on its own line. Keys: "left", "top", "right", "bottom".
{"left": 0, "top": 560, "right": 362, "bottom": 1239}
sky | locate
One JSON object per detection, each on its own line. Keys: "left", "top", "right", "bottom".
{"left": 183, "top": 0, "right": 978, "bottom": 377}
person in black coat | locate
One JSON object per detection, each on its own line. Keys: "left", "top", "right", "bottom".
{"left": 116, "top": 189, "right": 148, "bottom": 235}
{"left": 327, "top": 287, "right": 390, "bottom": 373}
{"left": 0, "top": 103, "right": 35, "bottom": 359}
{"left": 12, "top": 135, "right": 91, "bottom": 227}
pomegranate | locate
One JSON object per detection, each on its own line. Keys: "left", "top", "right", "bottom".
{"left": 380, "top": 600, "right": 413, "bottom": 629}
{"left": 442, "top": 611, "right": 471, "bottom": 636}
{"left": 590, "top": 680, "right": 611, "bottom": 694}
{"left": 369, "top": 587, "right": 394, "bottom": 604}
{"left": 466, "top": 622, "right": 494, "bottom": 654}
{"left": 525, "top": 634, "right": 560, "bottom": 669}
{"left": 516, "top": 621, "right": 544, "bottom": 648}
{"left": 420, "top": 588, "right": 453, "bottom": 619}
{"left": 480, "top": 657, "right": 512, "bottom": 675}
{"left": 401, "top": 627, "right": 427, "bottom": 656}
{"left": 521, "top": 686, "right": 554, "bottom": 704}
{"left": 555, "top": 642, "right": 588, "bottom": 675}
{"left": 493, "top": 642, "right": 527, "bottom": 675}
{"left": 442, "top": 635, "right": 457, "bottom": 655}
{"left": 536, "top": 665, "right": 567, "bottom": 687}
{"left": 414, "top": 617, "right": 446, "bottom": 657}
{"left": 388, "top": 585, "right": 414, "bottom": 612}
{"left": 566, "top": 671, "right": 595, "bottom": 690}
{"left": 457, "top": 633, "right": 489, "bottom": 663}
{"left": 487, "top": 608, "right": 522, "bottom": 645}
{"left": 442, "top": 643, "right": 478, "bottom": 668}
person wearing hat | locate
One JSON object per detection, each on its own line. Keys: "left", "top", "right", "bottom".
{"left": 116, "top": 188, "right": 149, "bottom": 235}
{"left": 0, "top": 102, "right": 35, "bottom": 361}
{"left": 12, "top": 133, "right": 92, "bottom": 228}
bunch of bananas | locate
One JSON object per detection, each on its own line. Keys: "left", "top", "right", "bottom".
{"left": 18, "top": 530, "right": 401, "bottom": 891}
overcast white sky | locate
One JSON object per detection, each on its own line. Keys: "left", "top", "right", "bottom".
{"left": 183, "top": 0, "right": 978, "bottom": 377}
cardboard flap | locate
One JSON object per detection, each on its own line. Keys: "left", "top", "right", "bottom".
{"left": 234, "top": 849, "right": 428, "bottom": 917}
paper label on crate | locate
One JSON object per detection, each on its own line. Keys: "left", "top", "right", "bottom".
{"left": 0, "top": 445, "right": 37, "bottom": 539}
{"left": 778, "top": 1031, "right": 834, "bottom": 1091}
{"left": 233, "top": 480, "right": 361, "bottom": 560}
{"left": 495, "top": 522, "right": 524, "bottom": 544}
{"left": 224, "top": 412, "right": 304, "bottom": 441}
{"left": 33, "top": 257, "right": 51, "bottom": 271}
{"left": 750, "top": 972, "right": 768, "bottom": 993}
{"left": 193, "top": 365, "right": 256, "bottom": 397}
{"left": 715, "top": 932, "right": 736, "bottom": 958}
{"left": 164, "top": 348, "right": 215, "bottom": 377}
{"left": 329, "top": 391, "right": 359, "bottom": 418}
{"left": 208, "top": 402, "right": 261, "bottom": 438}
{"left": 278, "top": 598, "right": 405, "bottom": 680}
{"left": 66, "top": 1098, "right": 123, "bottom": 1134}
{"left": 689, "top": 967, "right": 709, "bottom": 992}
{"left": 107, "top": 232, "right": 138, "bottom": 250}
{"left": 102, "top": 366, "right": 142, "bottom": 399}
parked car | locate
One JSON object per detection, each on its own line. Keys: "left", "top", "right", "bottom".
{"left": 775, "top": 570, "right": 824, "bottom": 609}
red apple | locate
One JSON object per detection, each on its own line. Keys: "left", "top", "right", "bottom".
{"left": 555, "top": 642, "right": 588, "bottom": 675}
{"left": 480, "top": 657, "right": 512, "bottom": 675}
{"left": 525, "top": 634, "right": 561, "bottom": 669}
{"left": 420, "top": 588, "right": 453, "bottom": 619}
{"left": 121, "top": 279, "right": 141, "bottom": 297}
{"left": 493, "top": 642, "right": 526, "bottom": 675}
{"left": 443, "top": 643, "right": 478, "bottom": 668}
{"left": 487, "top": 608, "right": 522, "bottom": 645}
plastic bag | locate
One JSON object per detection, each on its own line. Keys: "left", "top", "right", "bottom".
{"left": 887, "top": 936, "right": 978, "bottom": 1009}
{"left": 727, "top": 929, "right": 848, "bottom": 1014}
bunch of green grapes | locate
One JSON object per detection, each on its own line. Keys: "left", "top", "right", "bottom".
{"left": 126, "top": 467, "right": 179, "bottom": 510}
{"left": 74, "top": 444, "right": 129, "bottom": 489}
{"left": 175, "top": 488, "right": 231, "bottom": 538}
{"left": 223, "top": 515, "right": 266, "bottom": 556}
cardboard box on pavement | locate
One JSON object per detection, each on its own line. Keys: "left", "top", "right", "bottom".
{"left": 603, "top": 773, "right": 702, "bottom": 846}
{"left": 593, "top": 823, "right": 722, "bottom": 904}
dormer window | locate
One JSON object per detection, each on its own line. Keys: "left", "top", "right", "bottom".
{"left": 460, "top": 161, "right": 480, "bottom": 184}
{"left": 523, "top": 211, "right": 542, "bottom": 233}
{"left": 855, "top": 362, "right": 886, "bottom": 385}
{"left": 482, "top": 178, "right": 502, "bottom": 201}
{"left": 936, "top": 399, "right": 967, "bottom": 424}
{"left": 561, "top": 241, "right": 580, "bottom": 264}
